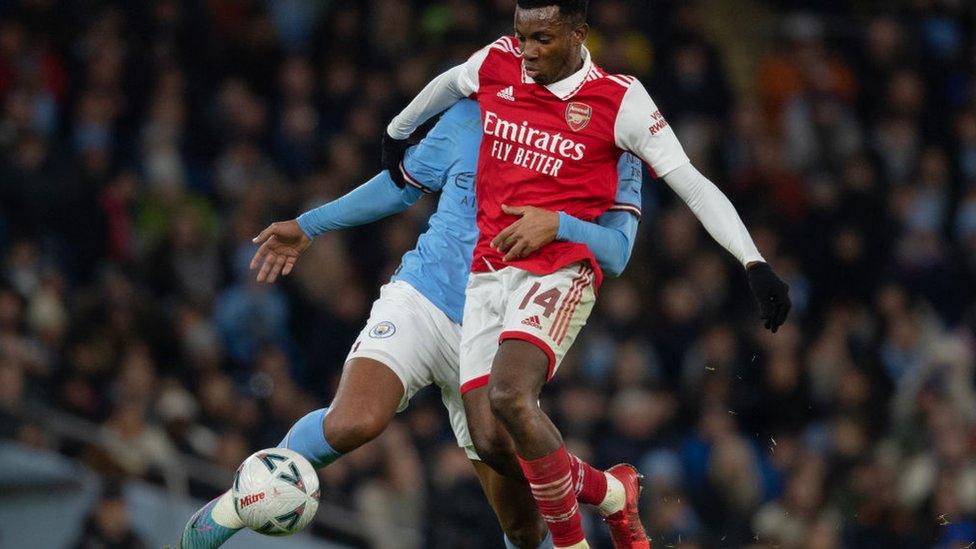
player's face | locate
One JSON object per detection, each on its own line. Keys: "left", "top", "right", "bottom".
{"left": 514, "top": 6, "right": 588, "bottom": 86}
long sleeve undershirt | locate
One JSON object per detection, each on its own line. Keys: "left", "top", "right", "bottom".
{"left": 387, "top": 47, "right": 487, "bottom": 139}
{"left": 661, "top": 163, "right": 764, "bottom": 266}
{"left": 297, "top": 171, "right": 421, "bottom": 235}
{"left": 557, "top": 210, "right": 637, "bottom": 277}
{"left": 296, "top": 171, "right": 638, "bottom": 276}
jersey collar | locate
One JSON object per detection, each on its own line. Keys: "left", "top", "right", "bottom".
{"left": 521, "top": 45, "right": 593, "bottom": 101}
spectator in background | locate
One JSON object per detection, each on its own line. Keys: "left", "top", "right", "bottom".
{"left": 71, "top": 482, "right": 147, "bottom": 549}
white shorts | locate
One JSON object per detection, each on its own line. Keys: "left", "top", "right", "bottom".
{"left": 346, "top": 281, "right": 475, "bottom": 458}
{"left": 459, "top": 263, "right": 597, "bottom": 393}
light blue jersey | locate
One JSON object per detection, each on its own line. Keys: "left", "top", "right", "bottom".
{"left": 390, "top": 100, "right": 482, "bottom": 324}
{"left": 298, "top": 99, "right": 643, "bottom": 325}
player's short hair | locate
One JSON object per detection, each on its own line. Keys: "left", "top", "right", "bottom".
{"left": 516, "top": 0, "right": 588, "bottom": 26}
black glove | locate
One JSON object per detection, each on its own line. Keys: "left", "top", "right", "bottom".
{"left": 382, "top": 130, "right": 411, "bottom": 188}
{"left": 746, "top": 262, "right": 791, "bottom": 333}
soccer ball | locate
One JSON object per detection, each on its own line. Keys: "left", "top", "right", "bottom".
{"left": 232, "top": 448, "right": 320, "bottom": 536}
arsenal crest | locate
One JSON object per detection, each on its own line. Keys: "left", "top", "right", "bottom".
{"left": 565, "top": 102, "right": 592, "bottom": 132}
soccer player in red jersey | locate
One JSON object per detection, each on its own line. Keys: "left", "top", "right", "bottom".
{"left": 383, "top": 2, "right": 791, "bottom": 547}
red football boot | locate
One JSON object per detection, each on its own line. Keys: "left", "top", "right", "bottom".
{"left": 603, "top": 464, "right": 650, "bottom": 549}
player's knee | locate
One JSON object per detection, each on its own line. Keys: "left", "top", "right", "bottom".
{"left": 488, "top": 380, "right": 533, "bottom": 427}
{"left": 326, "top": 408, "right": 388, "bottom": 447}
{"left": 470, "top": 427, "right": 510, "bottom": 468}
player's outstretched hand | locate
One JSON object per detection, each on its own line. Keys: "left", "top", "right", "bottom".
{"left": 492, "top": 204, "right": 559, "bottom": 262}
{"left": 250, "top": 220, "right": 312, "bottom": 284}
{"left": 746, "top": 262, "right": 791, "bottom": 333}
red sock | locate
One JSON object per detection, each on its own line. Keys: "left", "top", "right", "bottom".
{"left": 518, "top": 445, "right": 586, "bottom": 546}
{"left": 569, "top": 453, "right": 608, "bottom": 505}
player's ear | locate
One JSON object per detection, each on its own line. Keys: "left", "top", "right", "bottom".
{"left": 571, "top": 22, "right": 588, "bottom": 47}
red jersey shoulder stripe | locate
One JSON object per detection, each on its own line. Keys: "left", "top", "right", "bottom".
{"left": 490, "top": 36, "right": 522, "bottom": 57}
{"left": 584, "top": 65, "right": 604, "bottom": 83}
{"left": 562, "top": 65, "right": 607, "bottom": 99}
{"left": 606, "top": 74, "right": 633, "bottom": 88}
{"left": 489, "top": 37, "right": 510, "bottom": 53}
{"left": 502, "top": 36, "right": 519, "bottom": 54}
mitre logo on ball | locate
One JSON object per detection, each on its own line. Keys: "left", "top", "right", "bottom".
{"left": 565, "top": 102, "right": 592, "bottom": 132}
{"left": 239, "top": 492, "right": 265, "bottom": 508}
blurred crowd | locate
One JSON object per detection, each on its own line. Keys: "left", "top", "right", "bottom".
{"left": 1, "top": 0, "right": 975, "bottom": 548}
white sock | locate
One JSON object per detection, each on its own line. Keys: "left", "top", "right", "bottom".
{"left": 212, "top": 489, "right": 245, "bottom": 529}
{"left": 555, "top": 541, "right": 589, "bottom": 549}
{"left": 598, "top": 472, "right": 626, "bottom": 516}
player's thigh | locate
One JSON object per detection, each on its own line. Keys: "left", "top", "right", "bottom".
{"left": 489, "top": 339, "right": 549, "bottom": 400}
{"left": 499, "top": 262, "right": 597, "bottom": 381}
{"left": 345, "top": 281, "right": 443, "bottom": 413}
{"left": 471, "top": 460, "right": 546, "bottom": 542}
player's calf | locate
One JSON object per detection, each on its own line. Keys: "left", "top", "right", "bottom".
{"left": 278, "top": 407, "right": 343, "bottom": 467}
{"left": 473, "top": 460, "right": 551, "bottom": 548}
{"left": 488, "top": 341, "right": 588, "bottom": 548}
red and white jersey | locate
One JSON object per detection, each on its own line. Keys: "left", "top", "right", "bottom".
{"left": 454, "top": 37, "right": 689, "bottom": 286}
{"left": 388, "top": 37, "right": 694, "bottom": 286}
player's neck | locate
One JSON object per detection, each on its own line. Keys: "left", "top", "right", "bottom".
{"left": 550, "top": 50, "right": 584, "bottom": 85}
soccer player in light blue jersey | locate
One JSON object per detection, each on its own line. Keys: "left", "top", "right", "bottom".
{"left": 180, "top": 99, "right": 642, "bottom": 549}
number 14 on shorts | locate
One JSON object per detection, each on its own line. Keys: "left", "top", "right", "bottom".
{"left": 514, "top": 263, "right": 594, "bottom": 348}
{"left": 519, "top": 281, "right": 562, "bottom": 318}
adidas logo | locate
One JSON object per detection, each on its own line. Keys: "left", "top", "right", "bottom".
{"left": 497, "top": 86, "right": 515, "bottom": 102}
{"left": 521, "top": 315, "right": 542, "bottom": 329}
